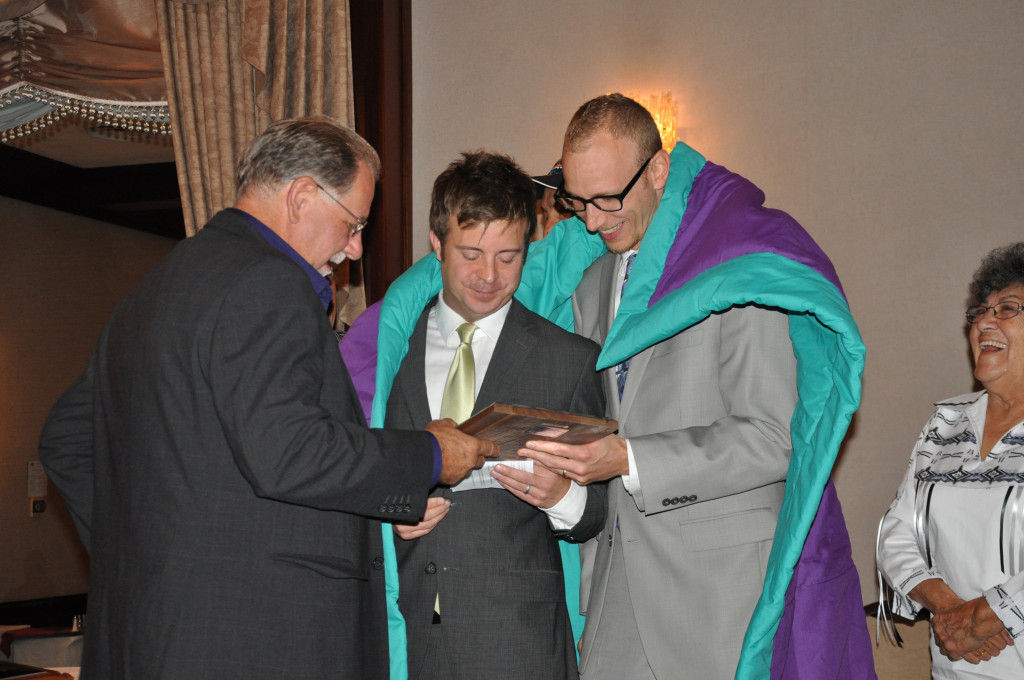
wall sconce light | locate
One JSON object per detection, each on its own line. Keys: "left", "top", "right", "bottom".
{"left": 630, "top": 90, "right": 678, "bottom": 151}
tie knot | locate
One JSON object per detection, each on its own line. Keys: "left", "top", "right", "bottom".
{"left": 456, "top": 322, "right": 477, "bottom": 345}
{"left": 624, "top": 252, "right": 637, "bottom": 279}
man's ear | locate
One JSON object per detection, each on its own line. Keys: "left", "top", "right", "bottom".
{"left": 648, "top": 149, "right": 672, "bottom": 192}
{"left": 428, "top": 229, "right": 444, "bottom": 262}
{"left": 286, "top": 176, "right": 320, "bottom": 224}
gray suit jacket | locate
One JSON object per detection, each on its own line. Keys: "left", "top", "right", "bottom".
{"left": 39, "top": 210, "right": 435, "bottom": 680}
{"left": 385, "top": 298, "right": 606, "bottom": 680}
{"left": 572, "top": 252, "right": 798, "bottom": 680}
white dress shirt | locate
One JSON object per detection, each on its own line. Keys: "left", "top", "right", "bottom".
{"left": 426, "top": 291, "right": 586, "bottom": 528}
{"left": 614, "top": 250, "right": 642, "bottom": 496}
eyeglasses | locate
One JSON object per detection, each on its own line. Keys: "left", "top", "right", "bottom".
{"left": 554, "top": 155, "right": 654, "bottom": 214}
{"left": 315, "top": 181, "right": 368, "bottom": 235}
{"left": 966, "top": 301, "right": 1024, "bottom": 324}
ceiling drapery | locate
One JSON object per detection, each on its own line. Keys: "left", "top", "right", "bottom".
{"left": 0, "top": 0, "right": 170, "bottom": 140}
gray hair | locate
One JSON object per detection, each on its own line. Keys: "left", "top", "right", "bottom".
{"left": 235, "top": 116, "right": 381, "bottom": 199}
{"left": 968, "top": 242, "right": 1024, "bottom": 307}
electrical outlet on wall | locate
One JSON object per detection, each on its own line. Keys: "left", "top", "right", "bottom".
{"left": 28, "top": 460, "right": 48, "bottom": 496}
{"left": 28, "top": 461, "right": 49, "bottom": 517}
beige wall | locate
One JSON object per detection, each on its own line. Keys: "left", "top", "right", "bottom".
{"left": 0, "top": 198, "right": 175, "bottom": 603}
{"left": 412, "top": 0, "right": 1024, "bottom": 601}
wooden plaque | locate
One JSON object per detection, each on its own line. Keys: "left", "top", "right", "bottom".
{"left": 458, "top": 403, "right": 618, "bottom": 459}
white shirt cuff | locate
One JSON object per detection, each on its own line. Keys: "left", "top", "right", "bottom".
{"left": 891, "top": 568, "right": 940, "bottom": 619}
{"left": 621, "top": 438, "right": 640, "bottom": 495}
{"left": 984, "top": 572, "right": 1024, "bottom": 641}
{"left": 544, "top": 481, "right": 587, "bottom": 531}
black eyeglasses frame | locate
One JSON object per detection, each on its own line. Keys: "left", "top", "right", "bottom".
{"left": 554, "top": 155, "right": 655, "bottom": 214}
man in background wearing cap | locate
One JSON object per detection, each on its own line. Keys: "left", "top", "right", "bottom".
{"left": 533, "top": 160, "right": 573, "bottom": 240}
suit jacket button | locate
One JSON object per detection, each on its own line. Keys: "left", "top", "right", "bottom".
{"left": 425, "top": 562, "right": 437, "bottom": 575}
{"left": 608, "top": 533, "right": 613, "bottom": 546}
{"left": 662, "top": 498, "right": 671, "bottom": 507}
{"left": 378, "top": 504, "right": 387, "bottom": 513}
{"left": 689, "top": 495, "right": 698, "bottom": 502}
{"left": 372, "top": 557, "right": 384, "bottom": 570}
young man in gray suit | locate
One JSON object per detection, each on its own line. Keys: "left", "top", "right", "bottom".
{"left": 38, "top": 117, "right": 496, "bottom": 680}
{"left": 522, "top": 95, "right": 800, "bottom": 679}
{"left": 384, "top": 151, "right": 607, "bottom": 680}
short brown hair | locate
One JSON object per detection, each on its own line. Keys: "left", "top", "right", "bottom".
{"left": 428, "top": 150, "right": 537, "bottom": 253}
{"left": 235, "top": 116, "right": 381, "bottom": 199}
{"left": 564, "top": 93, "right": 662, "bottom": 165}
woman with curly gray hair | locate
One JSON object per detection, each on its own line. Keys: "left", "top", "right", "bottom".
{"left": 878, "top": 242, "right": 1024, "bottom": 679}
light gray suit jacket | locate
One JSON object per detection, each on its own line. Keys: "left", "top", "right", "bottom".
{"left": 573, "top": 252, "right": 798, "bottom": 680}
{"left": 386, "top": 298, "right": 607, "bottom": 680}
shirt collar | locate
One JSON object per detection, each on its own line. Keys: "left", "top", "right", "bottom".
{"left": 228, "top": 208, "right": 333, "bottom": 311}
{"left": 435, "top": 291, "right": 512, "bottom": 343}
{"left": 935, "top": 390, "right": 988, "bottom": 435}
{"left": 935, "top": 390, "right": 986, "bottom": 409}
{"left": 618, "top": 248, "right": 639, "bottom": 279}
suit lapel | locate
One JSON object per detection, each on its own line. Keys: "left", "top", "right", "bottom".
{"left": 474, "top": 299, "right": 534, "bottom": 412}
{"left": 597, "top": 255, "right": 618, "bottom": 344}
{"left": 618, "top": 344, "right": 652, "bottom": 424}
{"left": 393, "top": 304, "right": 434, "bottom": 428}
{"left": 596, "top": 256, "right": 622, "bottom": 420}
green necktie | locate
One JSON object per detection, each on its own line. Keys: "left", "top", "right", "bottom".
{"left": 439, "top": 322, "right": 477, "bottom": 424}
{"left": 434, "top": 322, "right": 477, "bottom": 618}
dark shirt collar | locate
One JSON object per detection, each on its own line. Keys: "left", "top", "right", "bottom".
{"left": 227, "top": 208, "right": 333, "bottom": 311}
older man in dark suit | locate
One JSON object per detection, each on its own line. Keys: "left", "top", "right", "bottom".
{"left": 38, "top": 117, "right": 495, "bottom": 680}
{"left": 382, "top": 152, "right": 607, "bottom": 680}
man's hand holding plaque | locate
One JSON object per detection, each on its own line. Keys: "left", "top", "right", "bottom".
{"left": 454, "top": 403, "right": 617, "bottom": 493}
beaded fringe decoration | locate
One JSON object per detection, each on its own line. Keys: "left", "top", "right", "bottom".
{"left": 0, "top": 83, "right": 172, "bottom": 144}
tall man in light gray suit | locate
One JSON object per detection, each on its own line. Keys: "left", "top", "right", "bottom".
{"left": 384, "top": 151, "right": 607, "bottom": 680}
{"left": 38, "top": 117, "right": 495, "bottom": 680}
{"left": 522, "top": 95, "right": 800, "bottom": 679}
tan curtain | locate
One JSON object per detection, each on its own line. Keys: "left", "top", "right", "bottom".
{"left": 155, "top": 0, "right": 364, "bottom": 325}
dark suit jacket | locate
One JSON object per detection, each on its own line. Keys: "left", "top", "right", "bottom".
{"left": 39, "top": 210, "right": 436, "bottom": 680}
{"left": 385, "top": 299, "right": 606, "bottom": 680}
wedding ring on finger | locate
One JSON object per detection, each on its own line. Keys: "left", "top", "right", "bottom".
{"left": 525, "top": 485, "right": 531, "bottom": 495}
{"left": 561, "top": 469, "right": 567, "bottom": 479}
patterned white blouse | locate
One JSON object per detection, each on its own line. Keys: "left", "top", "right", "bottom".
{"left": 878, "top": 391, "right": 1024, "bottom": 679}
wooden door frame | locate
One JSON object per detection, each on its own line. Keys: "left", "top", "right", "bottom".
{"left": 350, "top": 0, "right": 413, "bottom": 304}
